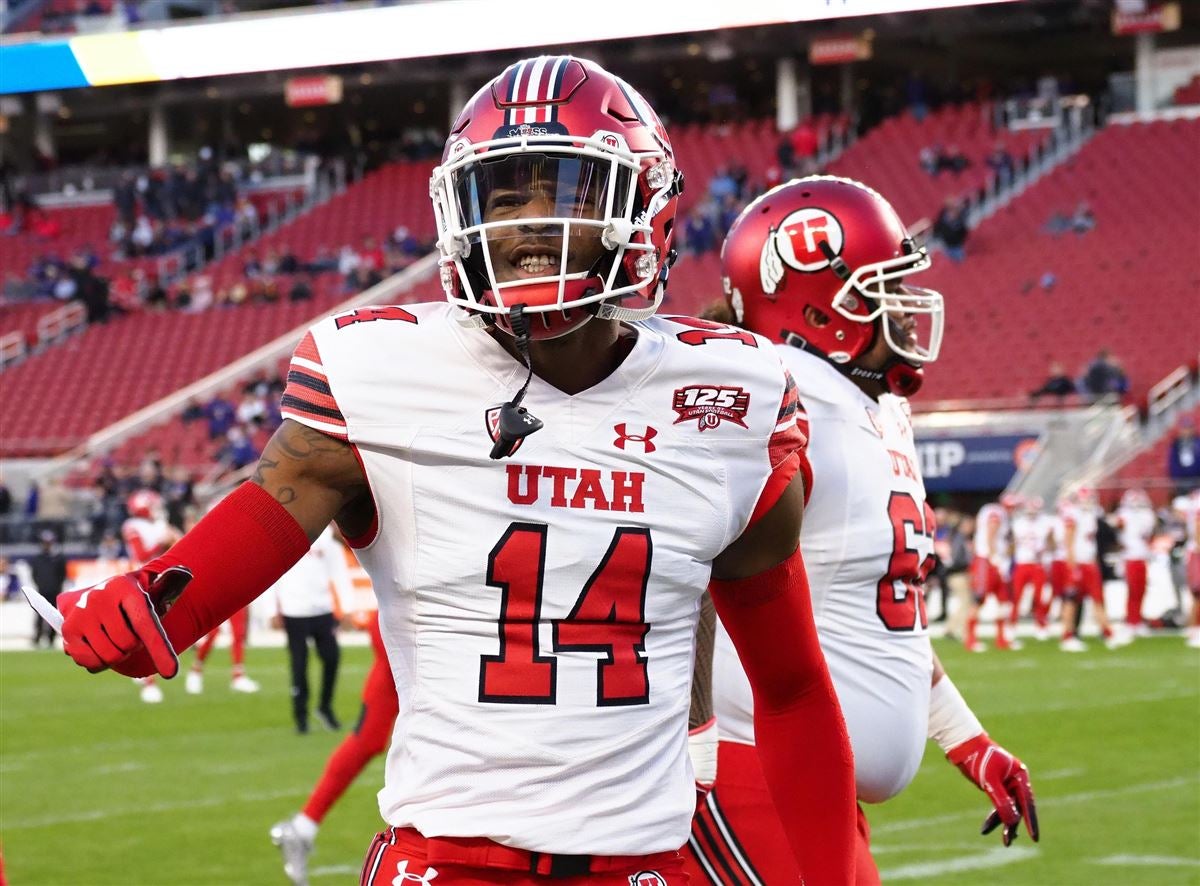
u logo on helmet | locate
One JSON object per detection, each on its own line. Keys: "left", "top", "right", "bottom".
{"left": 776, "top": 207, "right": 845, "bottom": 272}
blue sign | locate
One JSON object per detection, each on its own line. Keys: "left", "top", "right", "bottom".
{"left": 915, "top": 433, "right": 1041, "bottom": 492}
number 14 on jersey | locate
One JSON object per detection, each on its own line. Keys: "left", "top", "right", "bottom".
{"left": 480, "top": 523, "right": 653, "bottom": 706}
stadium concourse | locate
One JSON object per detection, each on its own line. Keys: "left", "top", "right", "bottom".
{"left": 2, "top": 2, "right": 1199, "bottom": 884}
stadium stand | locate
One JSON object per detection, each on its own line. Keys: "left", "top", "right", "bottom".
{"left": 1106, "top": 405, "right": 1200, "bottom": 505}
{"left": 0, "top": 160, "right": 437, "bottom": 457}
{"left": 912, "top": 118, "right": 1200, "bottom": 404}
{"left": 828, "top": 102, "right": 1048, "bottom": 225}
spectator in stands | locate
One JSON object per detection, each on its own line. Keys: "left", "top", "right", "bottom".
{"left": 1079, "top": 349, "right": 1126, "bottom": 400}
{"left": 985, "top": 141, "right": 1016, "bottom": 188}
{"left": 114, "top": 172, "right": 139, "bottom": 227}
{"left": 181, "top": 398, "right": 205, "bottom": 425}
{"left": 684, "top": 210, "right": 716, "bottom": 256}
{"left": 932, "top": 196, "right": 970, "bottom": 263}
{"left": 218, "top": 425, "right": 260, "bottom": 473}
{"left": 163, "top": 467, "right": 196, "bottom": 529}
{"left": 0, "top": 476, "right": 12, "bottom": 518}
{"left": 708, "top": 167, "right": 739, "bottom": 203}
{"left": 938, "top": 144, "right": 970, "bottom": 176}
{"left": 789, "top": 119, "right": 820, "bottom": 170}
{"left": 204, "top": 394, "right": 237, "bottom": 440}
{"left": 1070, "top": 200, "right": 1096, "bottom": 234}
{"left": 306, "top": 246, "right": 338, "bottom": 274}
{"left": 1030, "top": 361, "right": 1077, "bottom": 400}
{"left": 36, "top": 477, "right": 73, "bottom": 531}
{"left": 1169, "top": 418, "right": 1200, "bottom": 493}
{"left": 391, "top": 225, "right": 422, "bottom": 256}
{"left": 289, "top": 275, "right": 314, "bottom": 303}
{"left": 278, "top": 246, "right": 301, "bottom": 274}
{"left": 237, "top": 390, "right": 266, "bottom": 428}
{"left": 919, "top": 144, "right": 941, "bottom": 177}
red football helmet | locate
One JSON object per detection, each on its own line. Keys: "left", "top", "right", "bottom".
{"left": 430, "top": 56, "right": 682, "bottom": 339}
{"left": 126, "top": 489, "right": 163, "bottom": 520}
{"left": 721, "top": 176, "right": 943, "bottom": 395}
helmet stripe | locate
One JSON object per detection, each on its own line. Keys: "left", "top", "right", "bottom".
{"left": 544, "top": 55, "right": 568, "bottom": 123}
{"left": 505, "top": 59, "right": 528, "bottom": 126}
{"left": 522, "top": 56, "right": 549, "bottom": 123}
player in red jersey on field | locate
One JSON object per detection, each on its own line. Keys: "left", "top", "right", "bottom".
{"left": 272, "top": 612, "right": 398, "bottom": 886}
{"left": 41, "top": 56, "right": 856, "bottom": 884}
{"left": 681, "top": 176, "right": 1038, "bottom": 885}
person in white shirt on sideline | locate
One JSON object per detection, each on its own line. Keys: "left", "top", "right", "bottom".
{"left": 271, "top": 525, "right": 351, "bottom": 733}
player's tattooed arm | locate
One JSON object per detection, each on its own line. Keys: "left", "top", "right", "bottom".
{"left": 689, "top": 591, "right": 716, "bottom": 728}
{"left": 251, "top": 419, "right": 370, "bottom": 541}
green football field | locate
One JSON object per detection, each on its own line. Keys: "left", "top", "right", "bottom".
{"left": 2, "top": 637, "right": 1197, "bottom": 885}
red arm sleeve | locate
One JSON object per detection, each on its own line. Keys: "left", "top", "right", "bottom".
{"left": 709, "top": 546, "right": 856, "bottom": 885}
{"left": 116, "top": 483, "right": 311, "bottom": 676}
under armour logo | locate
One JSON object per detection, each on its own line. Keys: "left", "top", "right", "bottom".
{"left": 523, "top": 415, "right": 537, "bottom": 425}
{"left": 393, "top": 859, "right": 438, "bottom": 884}
{"left": 614, "top": 423, "right": 657, "bottom": 453}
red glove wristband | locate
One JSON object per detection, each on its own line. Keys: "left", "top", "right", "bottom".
{"left": 118, "top": 482, "right": 312, "bottom": 676}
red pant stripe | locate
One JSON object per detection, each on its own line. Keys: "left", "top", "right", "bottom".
{"left": 691, "top": 807, "right": 748, "bottom": 886}
{"left": 704, "top": 792, "right": 765, "bottom": 886}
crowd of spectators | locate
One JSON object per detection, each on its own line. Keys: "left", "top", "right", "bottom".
{"left": 1029, "top": 349, "right": 1131, "bottom": 403}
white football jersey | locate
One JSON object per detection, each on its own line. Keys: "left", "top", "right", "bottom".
{"left": 713, "top": 347, "right": 933, "bottom": 804}
{"left": 1011, "top": 512, "right": 1049, "bottom": 565}
{"left": 1116, "top": 506, "right": 1156, "bottom": 561}
{"left": 280, "top": 303, "right": 805, "bottom": 855}
{"left": 121, "top": 516, "right": 173, "bottom": 567}
{"left": 974, "top": 503, "right": 1009, "bottom": 561}
{"left": 271, "top": 525, "right": 351, "bottom": 618}
{"left": 1063, "top": 504, "right": 1100, "bottom": 562}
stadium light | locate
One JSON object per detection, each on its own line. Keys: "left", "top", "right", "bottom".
{"left": 0, "top": 0, "right": 1018, "bottom": 94}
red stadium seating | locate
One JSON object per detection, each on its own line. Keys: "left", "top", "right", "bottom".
{"left": 913, "top": 119, "right": 1200, "bottom": 404}
{"left": 670, "top": 115, "right": 847, "bottom": 218}
{"left": 1107, "top": 406, "right": 1200, "bottom": 505}
{"left": 0, "top": 203, "right": 113, "bottom": 280}
{"left": 829, "top": 102, "right": 1048, "bottom": 225}
{"left": 1173, "top": 75, "right": 1200, "bottom": 107}
{"left": 0, "top": 161, "right": 438, "bottom": 457}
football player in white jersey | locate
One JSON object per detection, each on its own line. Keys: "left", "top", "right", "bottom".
{"left": 680, "top": 177, "right": 1038, "bottom": 885}
{"left": 964, "top": 494, "right": 1020, "bottom": 652}
{"left": 121, "top": 489, "right": 180, "bottom": 703}
{"left": 1114, "top": 487, "right": 1157, "bottom": 635}
{"left": 1058, "top": 488, "right": 1128, "bottom": 652}
{"left": 41, "top": 58, "right": 858, "bottom": 884}
{"left": 1172, "top": 488, "right": 1200, "bottom": 647}
{"left": 1010, "top": 496, "right": 1054, "bottom": 639}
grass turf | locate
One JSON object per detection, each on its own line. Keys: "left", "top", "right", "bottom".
{"left": 1, "top": 637, "right": 1197, "bottom": 885}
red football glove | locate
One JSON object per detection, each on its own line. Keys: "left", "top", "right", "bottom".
{"left": 58, "top": 566, "right": 193, "bottom": 679}
{"left": 947, "top": 733, "right": 1039, "bottom": 847}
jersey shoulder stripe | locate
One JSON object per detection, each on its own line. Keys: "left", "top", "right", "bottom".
{"left": 281, "top": 330, "right": 349, "bottom": 440}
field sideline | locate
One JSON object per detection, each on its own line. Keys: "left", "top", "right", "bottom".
{"left": 2, "top": 637, "right": 1197, "bottom": 885}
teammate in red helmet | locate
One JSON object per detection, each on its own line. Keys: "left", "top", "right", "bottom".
{"left": 682, "top": 176, "right": 1038, "bottom": 885}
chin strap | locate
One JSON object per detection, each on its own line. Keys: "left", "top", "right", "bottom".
{"left": 781, "top": 327, "right": 923, "bottom": 396}
{"left": 489, "top": 304, "right": 545, "bottom": 460}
